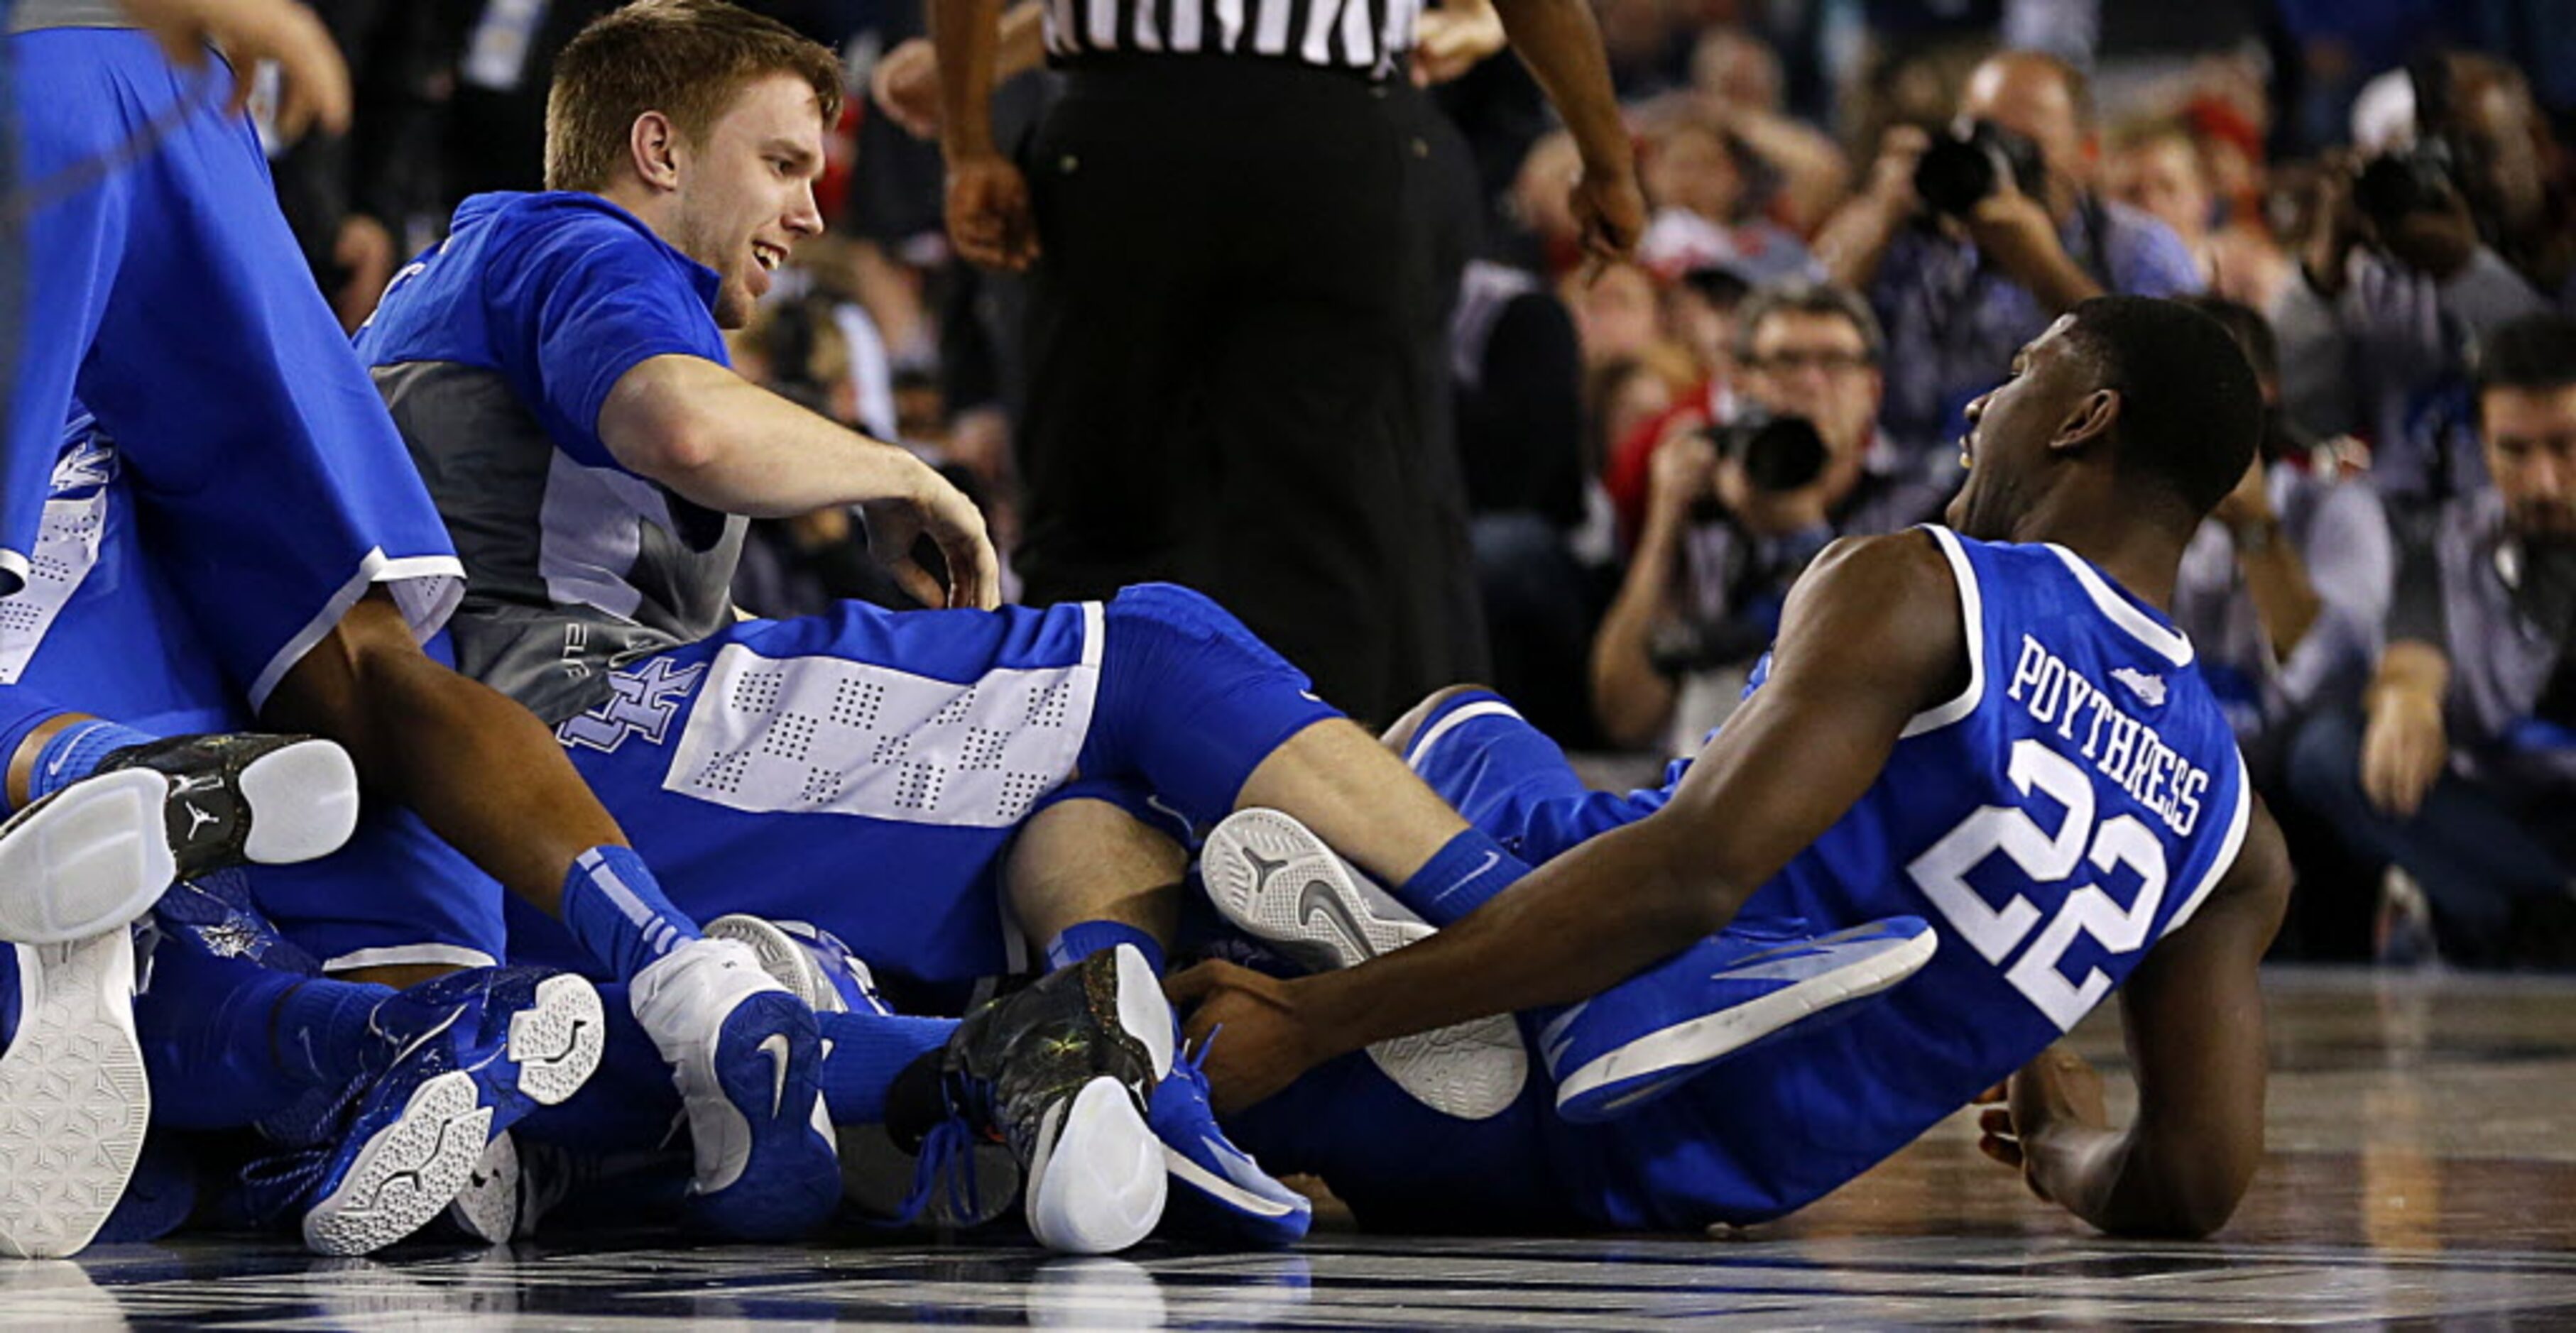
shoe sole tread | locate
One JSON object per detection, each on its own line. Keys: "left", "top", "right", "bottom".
{"left": 0, "top": 772, "right": 174, "bottom": 945}
{"left": 302, "top": 1070, "right": 492, "bottom": 1256}
{"left": 1204, "top": 810, "right": 1527, "bottom": 1120}
{"left": 0, "top": 933, "right": 148, "bottom": 1258}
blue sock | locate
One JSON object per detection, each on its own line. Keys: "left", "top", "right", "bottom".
{"left": 273, "top": 980, "right": 395, "bottom": 1085}
{"left": 560, "top": 845, "right": 702, "bottom": 981}
{"left": 133, "top": 936, "right": 355, "bottom": 1130}
{"left": 0, "top": 703, "right": 72, "bottom": 816}
{"left": 24, "top": 718, "right": 155, "bottom": 807}
{"left": 1399, "top": 828, "right": 1532, "bottom": 928}
{"left": 817, "top": 1010, "right": 957, "bottom": 1124}
{"left": 1044, "top": 921, "right": 1166, "bottom": 976}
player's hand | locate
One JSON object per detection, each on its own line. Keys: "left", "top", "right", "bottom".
{"left": 860, "top": 465, "right": 1001, "bottom": 610}
{"left": 1569, "top": 160, "right": 1646, "bottom": 282}
{"left": 944, "top": 153, "right": 1039, "bottom": 272}
{"left": 2361, "top": 684, "right": 2447, "bottom": 818}
{"left": 870, "top": 38, "right": 942, "bottom": 140}
{"left": 1166, "top": 961, "right": 1332, "bottom": 1114}
{"left": 1975, "top": 1045, "right": 2107, "bottom": 1202}
{"left": 119, "top": 0, "right": 351, "bottom": 142}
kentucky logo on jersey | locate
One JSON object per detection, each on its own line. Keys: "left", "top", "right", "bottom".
{"left": 557, "top": 657, "right": 707, "bottom": 754}
{"left": 2110, "top": 666, "right": 2167, "bottom": 708}
{"left": 48, "top": 434, "right": 119, "bottom": 499}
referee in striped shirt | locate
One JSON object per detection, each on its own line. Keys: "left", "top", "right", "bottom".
{"left": 933, "top": 0, "right": 1640, "bottom": 723}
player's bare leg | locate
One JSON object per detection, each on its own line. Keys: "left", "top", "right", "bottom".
{"left": 258, "top": 592, "right": 616, "bottom": 939}
{"left": 1005, "top": 798, "right": 1183, "bottom": 958}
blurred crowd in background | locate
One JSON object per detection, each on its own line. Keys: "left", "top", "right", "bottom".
{"left": 266, "top": 0, "right": 2576, "bottom": 970}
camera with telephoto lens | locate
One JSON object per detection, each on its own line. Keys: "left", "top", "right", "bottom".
{"left": 1912, "top": 120, "right": 2049, "bottom": 220}
{"left": 2352, "top": 140, "right": 2460, "bottom": 233}
{"left": 1703, "top": 407, "right": 1828, "bottom": 496}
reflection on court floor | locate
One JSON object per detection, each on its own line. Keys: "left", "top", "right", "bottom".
{"left": 18, "top": 966, "right": 2576, "bottom": 1329}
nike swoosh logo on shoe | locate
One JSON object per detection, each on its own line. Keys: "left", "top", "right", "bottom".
{"left": 1298, "top": 877, "right": 1379, "bottom": 962}
{"left": 759, "top": 1033, "right": 792, "bottom": 1119}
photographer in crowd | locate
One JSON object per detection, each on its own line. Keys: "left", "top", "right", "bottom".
{"left": 2273, "top": 57, "right": 2550, "bottom": 506}
{"left": 1589, "top": 280, "right": 1942, "bottom": 752}
{"left": 1813, "top": 49, "right": 2202, "bottom": 473}
{"left": 2287, "top": 312, "right": 2576, "bottom": 967}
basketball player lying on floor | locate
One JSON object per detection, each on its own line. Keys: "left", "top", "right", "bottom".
{"left": 317, "top": 0, "right": 1928, "bottom": 1254}
{"left": 1167, "top": 297, "right": 2296, "bottom": 1239}
{"left": 0, "top": 408, "right": 1923, "bottom": 1258}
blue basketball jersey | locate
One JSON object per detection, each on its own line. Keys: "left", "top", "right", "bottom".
{"left": 1550, "top": 526, "right": 2254, "bottom": 1229}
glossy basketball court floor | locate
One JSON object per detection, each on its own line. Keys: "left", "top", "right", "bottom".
{"left": 10, "top": 966, "right": 2575, "bottom": 1328}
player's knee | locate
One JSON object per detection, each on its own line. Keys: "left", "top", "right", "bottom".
{"left": 1381, "top": 684, "right": 1502, "bottom": 755}
{"left": 1101, "top": 581, "right": 1306, "bottom": 696}
{"left": 1103, "top": 581, "right": 1244, "bottom": 643}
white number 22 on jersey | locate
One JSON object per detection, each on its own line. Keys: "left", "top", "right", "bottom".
{"left": 1906, "top": 737, "right": 2169, "bottom": 1031}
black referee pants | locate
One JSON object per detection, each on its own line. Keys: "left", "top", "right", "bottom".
{"left": 1016, "top": 59, "right": 1480, "bottom": 725}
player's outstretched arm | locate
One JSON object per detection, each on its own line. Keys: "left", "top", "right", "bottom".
{"left": 1248, "top": 532, "right": 1968, "bottom": 1076}
{"left": 1980, "top": 801, "right": 2292, "bottom": 1238}
{"left": 597, "top": 353, "right": 999, "bottom": 609}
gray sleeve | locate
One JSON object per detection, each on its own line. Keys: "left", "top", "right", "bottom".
{"left": 2269, "top": 268, "right": 2357, "bottom": 441}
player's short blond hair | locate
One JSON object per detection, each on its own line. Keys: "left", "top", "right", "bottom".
{"left": 545, "top": 0, "right": 844, "bottom": 193}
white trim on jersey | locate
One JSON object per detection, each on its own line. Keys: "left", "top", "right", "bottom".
{"left": 1406, "top": 698, "right": 1524, "bottom": 773}
{"left": 2044, "top": 544, "right": 2195, "bottom": 667}
{"left": 1901, "top": 527, "right": 1986, "bottom": 738}
{"left": 2157, "top": 750, "right": 2254, "bottom": 937}
{"left": 322, "top": 943, "right": 500, "bottom": 974}
{"left": 249, "top": 547, "right": 468, "bottom": 713}
{"left": 1080, "top": 600, "right": 1106, "bottom": 671}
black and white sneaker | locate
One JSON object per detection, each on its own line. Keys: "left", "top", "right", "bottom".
{"left": 0, "top": 734, "right": 359, "bottom": 946}
{"left": 934, "top": 945, "right": 1172, "bottom": 1254}
{"left": 97, "top": 733, "right": 361, "bottom": 883}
